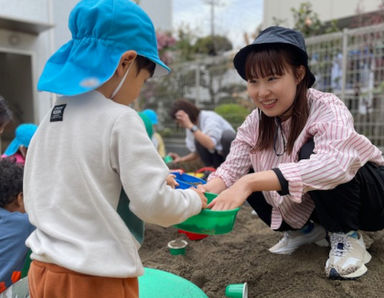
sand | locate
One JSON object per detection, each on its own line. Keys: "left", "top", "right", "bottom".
{"left": 139, "top": 204, "right": 384, "bottom": 298}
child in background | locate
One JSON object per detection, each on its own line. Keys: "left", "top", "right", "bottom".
{"left": 2, "top": 124, "right": 38, "bottom": 165}
{"left": 23, "top": 1, "right": 206, "bottom": 297}
{"left": 138, "top": 111, "right": 153, "bottom": 140}
{"left": 201, "top": 26, "right": 384, "bottom": 280}
{"left": 142, "top": 109, "right": 166, "bottom": 158}
{"left": 138, "top": 111, "right": 177, "bottom": 187}
{"left": 0, "top": 158, "right": 35, "bottom": 294}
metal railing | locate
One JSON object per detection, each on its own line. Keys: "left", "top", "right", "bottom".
{"left": 142, "top": 23, "right": 384, "bottom": 150}
{"left": 306, "top": 23, "right": 384, "bottom": 149}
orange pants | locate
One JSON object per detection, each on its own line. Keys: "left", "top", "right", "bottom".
{"left": 28, "top": 260, "right": 138, "bottom": 298}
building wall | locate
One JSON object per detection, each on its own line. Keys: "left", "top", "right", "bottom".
{"left": 263, "top": 0, "right": 383, "bottom": 28}
{"left": 51, "top": 0, "right": 79, "bottom": 50}
{"left": 0, "top": 31, "right": 51, "bottom": 122}
{"left": 0, "top": 0, "right": 50, "bottom": 23}
{"left": 0, "top": 0, "right": 79, "bottom": 126}
{"left": 0, "top": 52, "right": 34, "bottom": 122}
{"left": 0, "top": 0, "right": 172, "bottom": 132}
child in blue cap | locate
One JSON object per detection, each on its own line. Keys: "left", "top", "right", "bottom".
{"left": 2, "top": 123, "right": 37, "bottom": 165}
{"left": 142, "top": 109, "right": 166, "bottom": 157}
{"left": 201, "top": 26, "right": 384, "bottom": 280}
{"left": 0, "top": 158, "right": 35, "bottom": 294}
{"left": 23, "top": 1, "right": 206, "bottom": 297}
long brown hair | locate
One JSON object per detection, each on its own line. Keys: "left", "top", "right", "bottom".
{"left": 245, "top": 44, "right": 312, "bottom": 154}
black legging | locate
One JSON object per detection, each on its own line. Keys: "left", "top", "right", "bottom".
{"left": 247, "top": 139, "right": 384, "bottom": 233}
{"left": 195, "top": 129, "right": 236, "bottom": 168}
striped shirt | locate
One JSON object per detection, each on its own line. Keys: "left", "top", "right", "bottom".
{"left": 210, "top": 88, "right": 384, "bottom": 230}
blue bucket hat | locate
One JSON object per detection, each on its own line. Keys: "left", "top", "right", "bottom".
{"left": 3, "top": 123, "right": 38, "bottom": 156}
{"left": 233, "top": 26, "right": 315, "bottom": 87}
{"left": 142, "top": 109, "right": 158, "bottom": 125}
{"left": 38, "top": 0, "right": 170, "bottom": 96}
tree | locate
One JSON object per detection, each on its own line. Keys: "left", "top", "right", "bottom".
{"left": 194, "top": 35, "right": 233, "bottom": 56}
{"left": 214, "top": 103, "right": 250, "bottom": 129}
{"left": 156, "top": 31, "right": 176, "bottom": 65}
{"left": 291, "top": 2, "right": 338, "bottom": 37}
{"left": 173, "top": 26, "right": 198, "bottom": 62}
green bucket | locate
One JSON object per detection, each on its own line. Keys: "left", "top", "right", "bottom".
{"left": 174, "top": 192, "right": 240, "bottom": 235}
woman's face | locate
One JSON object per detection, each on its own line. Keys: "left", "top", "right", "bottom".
{"left": 247, "top": 65, "right": 303, "bottom": 120}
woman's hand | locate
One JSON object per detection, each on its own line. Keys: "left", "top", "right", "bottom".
{"left": 208, "top": 188, "right": 247, "bottom": 210}
{"left": 197, "top": 177, "right": 227, "bottom": 195}
{"left": 208, "top": 177, "right": 252, "bottom": 210}
{"left": 175, "top": 110, "right": 193, "bottom": 129}
{"left": 208, "top": 170, "right": 281, "bottom": 210}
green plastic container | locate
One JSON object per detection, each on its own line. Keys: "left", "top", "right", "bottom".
{"left": 168, "top": 239, "right": 188, "bottom": 255}
{"left": 174, "top": 192, "right": 240, "bottom": 235}
{"left": 163, "top": 155, "right": 173, "bottom": 163}
{"left": 139, "top": 267, "right": 207, "bottom": 298}
{"left": 225, "top": 282, "right": 248, "bottom": 298}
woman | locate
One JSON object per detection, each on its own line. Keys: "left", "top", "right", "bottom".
{"left": 200, "top": 26, "right": 384, "bottom": 280}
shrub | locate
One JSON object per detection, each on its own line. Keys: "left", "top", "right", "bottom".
{"left": 214, "top": 103, "right": 250, "bottom": 129}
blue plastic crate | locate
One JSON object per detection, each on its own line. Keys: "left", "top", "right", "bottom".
{"left": 172, "top": 172, "right": 206, "bottom": 189}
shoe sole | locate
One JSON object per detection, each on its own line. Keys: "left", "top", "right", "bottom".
{"left": 269, "top": 227, "right": 327, "bottom": 255}
{"left": 327, "top": 251, "right": 372, "bottom": 280}
{"left": 269, "top": 239, "right": 329, "bottom": 255}
{"left": 268, "top": 247, "right": 295, "bottom": 255}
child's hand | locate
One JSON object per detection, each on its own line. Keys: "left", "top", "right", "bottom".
{"left": 168, "top": 152, "right": 181, "bottom": 163}
{"left": 166, "top": 174, "right": 179, "bottom": 189}
{"left": 191, "top": 187, "right": 207, "bottom": 209}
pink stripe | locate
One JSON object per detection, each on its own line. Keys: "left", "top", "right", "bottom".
{"left": 212, "top": 89, "right": 384, "bottom": 229}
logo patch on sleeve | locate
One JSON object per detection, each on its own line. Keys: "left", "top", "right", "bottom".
{"left": 50, "top": 104, "right": 67, "bottom": 122}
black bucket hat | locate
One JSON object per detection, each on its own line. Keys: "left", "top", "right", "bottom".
{"left": 233, "top": 26, "right": 315, "bottom": 87}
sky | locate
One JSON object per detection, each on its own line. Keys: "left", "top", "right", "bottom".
{"left": 173, "top": 0, "right": 263, "bottom": 50}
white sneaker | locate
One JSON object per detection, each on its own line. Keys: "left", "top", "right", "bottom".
{"left": 269, "top": 223, "right": 328, "bottom": 255}
{"left": 325, "top": 231, "right": 371, "bottom": 279}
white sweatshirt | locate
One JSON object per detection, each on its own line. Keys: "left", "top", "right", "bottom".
{"left": 24, "top": 91, "right": 202, "bottom": 277}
